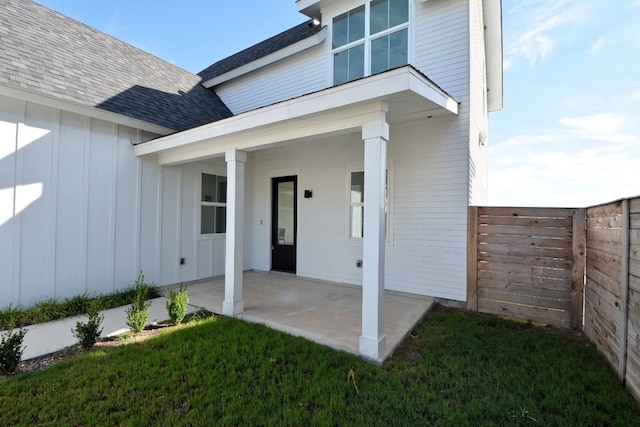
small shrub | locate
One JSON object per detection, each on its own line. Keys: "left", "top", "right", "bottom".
{"left": 0, "top": 328, "right": 27, "bottom": 374}
{"left": 166, "top": 284, "right": 189, "bottom": 325}
{"left": 125, "top": 271, "right": 152, "bottom": 333}
{"left": 72, "top": 301, "right": 104, "bottom": 349}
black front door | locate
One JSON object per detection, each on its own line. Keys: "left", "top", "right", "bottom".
{"left": 271, "top": 176, "right": 297, "bottom": 273}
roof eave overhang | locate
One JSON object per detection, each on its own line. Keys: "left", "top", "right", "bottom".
{"left": 483, "top": 0, "right": 503, "bottom": 112}
{"left": 134, "top": 66, "right": 458, "bottom": 166}
{"left": 202, "top": 27, "right": 328, "bottom": 88}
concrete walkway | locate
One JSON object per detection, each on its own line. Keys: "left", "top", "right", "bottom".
{"left": 10, "top": 271, "right": 433, "bottom": 363}
{"left": 16, "top": 298, "right": 197, "bottom": 360}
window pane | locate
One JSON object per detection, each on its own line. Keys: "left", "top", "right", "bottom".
{"left": 349, "top": 5, "right": 365, "bottom": 43}
{"left": 201, "top": 173, "right": 215, "bottom": 202}
{"left": 334, "top": 44, "right": 364, "bottom": 85}
{"left": 389, "top": 0, "right": 409, "bottom": 28}
{"left": 371, "top": 0, "right": 408, "bottom": 35}
{"left": 333, "top": 5, "right": 365, "bottom": 48}
{"left": 202, "top": 206, "right": 226, "bottom": 234}
{"left": 349, "top": 44, "right": 365, "bottom": 81}
{"left": 332, "top": 11, "right": 348, "bottom": 48}
{"left": 390, "top": 28, "right": 408, "bottom": 68}
{"left": 351, "top": 206, "right": 364, "bottom": 239}
{"left": 371, "top": 28, "right": 408, "bottom": 75}
{"left": 214, "top": 206, "right": 226, "bottom": 233}
{"left": 371, "top": 35, "right": 389, "bottom": 75}
{"left": 201, "top": 206, "right": 215, "bottom": 234}
{"left": 333, "top": 50, "right": 349, "bottom": 85}
{"left": 202, "top": 173, "right": 227, "bottom": 203}
{"left": 277, "top": 181, "right": 295, "bottom": 246}
{"left": 214, "top": 175, "right": 227, "bottom": 203}
{"left": 370, "top": 0, "right": 388, "bottom": 34}
{"left": 351, "top": 171, "right": 364, "bottom": 203}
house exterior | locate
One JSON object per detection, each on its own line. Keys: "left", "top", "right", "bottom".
{"left": 1, "top": 0, "right": 502, "bottom": 359}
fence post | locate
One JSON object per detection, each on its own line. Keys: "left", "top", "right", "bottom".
{"left": 571, "top": 208, "right": 586, "bottom": 330}
{"left": 467, "top": 206, "right": 479, "bottom": 312}
{"left": 620, "top": 199, "right": 630, "bottom": 382}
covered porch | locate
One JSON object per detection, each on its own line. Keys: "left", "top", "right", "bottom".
{"left": 174, "top": 271, "right": 434, "bottom": 363}
{"left": 135, "top": 66, "right": 458, "bottom": 361}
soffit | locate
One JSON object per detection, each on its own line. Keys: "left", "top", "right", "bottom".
{"left": 134, "top": 66, "right": 458, "bottom": 166}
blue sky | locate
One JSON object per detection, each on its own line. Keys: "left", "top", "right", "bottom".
{"left": 37, "top": 0, "right": 640, "bottom": 208}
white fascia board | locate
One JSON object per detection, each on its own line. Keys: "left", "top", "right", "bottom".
{"left": 407, "top": 69, "right": 459, "bottom": 114}
{"left": 202, "top": 27, "right": 328, "bottom": 88}
{"left": 296, "top": 0, "right": 333, "bottom": 18}
{"left": 483, "top": 0, "right": 503, "bottom": 112}
{"left": 134, "top": 66, "right": 458, "bottom": 160}
{"left": 0, "top": 84, "right": 174, "bottom": 135}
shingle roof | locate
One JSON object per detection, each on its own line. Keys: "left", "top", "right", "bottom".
{"left": 198, "top": 19, "right": 321, "bottom": 82}
{"left": 0, "top": 0, "right": 233, "bottom": 131}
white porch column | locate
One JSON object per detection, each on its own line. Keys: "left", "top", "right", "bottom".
{"left": 223, "top": 149, "right": 247, "bottom": 316}
{"left": 359, "top": 110, "right": 389, "bottom": 360}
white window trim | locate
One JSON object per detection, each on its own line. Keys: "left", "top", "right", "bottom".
{"left": 329, "top": 0, "right": 413, "bottom": 86}
{"left": 346, "top": 158, "right": 394, "bottom": 245}
{"left": 198, "top": 165, "right": 227, "bottom": 240}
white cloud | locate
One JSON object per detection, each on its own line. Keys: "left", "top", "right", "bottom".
{"left": 506, "top": 0, "right": 582, "bottom": 66}
{"left": 587, "top": 37, "right": 605, "bottom": 53}
{"left": 558, "top": 113, "right": 640, "bottom": 144}
{"left": 489, "top": 112, "right": 640, "bottom": 207}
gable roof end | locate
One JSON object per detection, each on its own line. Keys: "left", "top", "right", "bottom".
{"left": 0, "top": 0, "right": 233, "bottom": 132}
{"left": 198, "top": 19, "right": 323, "bottom": 84}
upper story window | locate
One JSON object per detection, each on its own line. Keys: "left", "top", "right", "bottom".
{"left": 332, "top": 0, "right": 409, "bottom": 85}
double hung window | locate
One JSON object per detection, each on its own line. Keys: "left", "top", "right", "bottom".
{"left": 349, "top": 170, "right": 389, "bottom": 239}
{"left": 201, "top": 173, "right": 227, "bottom": 234}
{"left": 332, "top": 0, "right": 409, "bottom": 85}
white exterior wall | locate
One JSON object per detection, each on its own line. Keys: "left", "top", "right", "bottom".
{"left": 215, "top": 44, "right": 327, "bottom": 115}
{"left": 467, "top": 0, "right": 489, "bottom": 205}
{"left": 0, "top": 95, "right": 225, "bottom": 308}
{"left": 248, "top": 115, "right": 468, "bottom": 300}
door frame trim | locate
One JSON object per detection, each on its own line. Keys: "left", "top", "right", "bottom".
{"left": 271, "top": 175, "right": 297, "bottom": 273}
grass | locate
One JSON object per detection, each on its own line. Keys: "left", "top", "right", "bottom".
{"left": 0, "top": 285, "right": 160, "bottom": 330}
{"left": 1, "top": 306, "right": 639, "bottom": 426}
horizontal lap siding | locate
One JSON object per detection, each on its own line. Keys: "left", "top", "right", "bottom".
{"left": 472, "top": 207, "right": 575, "bottom": 328}
{"left": 628, "top": 197, "right": 640, "bottom": 400}
{"left": 216, "top": 45, "right": 326, "bottom": 115}
{"left": 584, "top": 201, "right": 624, "bottom": 375}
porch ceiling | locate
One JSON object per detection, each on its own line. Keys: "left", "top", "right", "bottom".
{"left": 134, "top": 66, "right": 458, "bottom": 166}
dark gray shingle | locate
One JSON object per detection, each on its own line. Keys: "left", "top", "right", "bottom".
{"left": 0, "top": 0, "right": 233, "bottom": 131}
{"left": 198, "top": 19, "right": 322, "bottom": 82}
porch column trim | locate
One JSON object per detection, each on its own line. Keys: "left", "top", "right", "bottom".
{"left": 223, "top": 149, "right": 247, "bottom": 316}
{"left": 359, "top": 107, "right": 389, "bottom": 361}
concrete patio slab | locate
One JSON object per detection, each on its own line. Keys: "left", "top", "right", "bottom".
{"left": 176, "top": 271, "right": 434, "bottom": 363}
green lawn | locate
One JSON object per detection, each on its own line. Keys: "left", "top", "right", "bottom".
{"left": 1, "top": 306, "right": 639, "bottom": 426}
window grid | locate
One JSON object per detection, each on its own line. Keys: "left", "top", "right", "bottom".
{"left": 332, "top": 0, "right": 409, "bottom": 86}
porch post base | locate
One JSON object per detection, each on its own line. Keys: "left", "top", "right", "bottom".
{"left": 359, "top": 335, "right": 387, "bottom": 361}
{"left": 222, "top": 300, "right": 244, "bottom": 316}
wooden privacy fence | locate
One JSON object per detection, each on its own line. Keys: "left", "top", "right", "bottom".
{"left": 467, "top": 206, "right": 585, "bottom": 329}
{"left": 467, "top": 197, "right": 640, "bottom": 402}
{"left": 583, "top": 198, "right": 640, "bottom": 400}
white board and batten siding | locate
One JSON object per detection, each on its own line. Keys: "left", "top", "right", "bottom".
{"left": 0, "top": 95, "right": 225, "bottom": 308}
